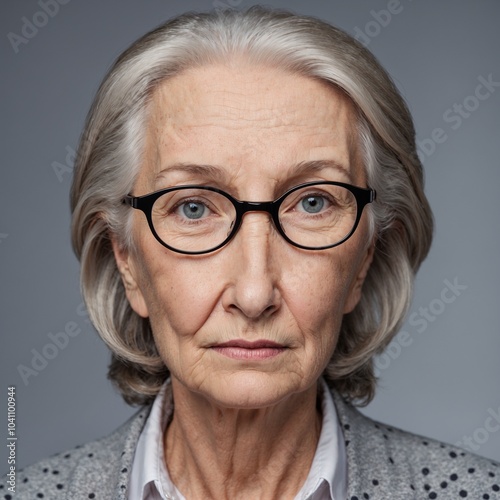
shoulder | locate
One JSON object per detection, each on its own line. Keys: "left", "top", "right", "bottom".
{"left": 0, "top": 406, "right": 150, "bottom": 500}
{"left": 331, "top": 390, "right": 500, "bottom": 499}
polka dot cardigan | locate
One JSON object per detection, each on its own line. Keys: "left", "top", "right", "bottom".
{"left": 1, "top": 389, "right": 498, "bottom": 499}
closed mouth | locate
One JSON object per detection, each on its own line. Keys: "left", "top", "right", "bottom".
{"left": 210, "top": 339, "right": 286, "bottom": 360}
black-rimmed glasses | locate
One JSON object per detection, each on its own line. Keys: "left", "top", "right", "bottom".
{"left": 123, "top": 181, "right": 376, "bottom": 255}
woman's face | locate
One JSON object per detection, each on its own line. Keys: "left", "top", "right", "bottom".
{"left": 113, "top": 63, "right": 374, "bottom": 409}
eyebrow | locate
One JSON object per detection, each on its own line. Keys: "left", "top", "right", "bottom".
{"left": 287, "top": 159, "right": 352, "bottom": 182}
{"left": 155, "top": 163, "right": 228, "bottom": 185}
{"left": 154, "top": 159, "right": 352, "bottom": 187}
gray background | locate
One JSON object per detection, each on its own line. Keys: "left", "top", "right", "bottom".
{"left": 1, "top": 0, "right": 499, "bottom": 473}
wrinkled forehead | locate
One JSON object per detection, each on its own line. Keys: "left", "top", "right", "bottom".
{"left": 139, "top": 63, "right": 363, "bottom": 193}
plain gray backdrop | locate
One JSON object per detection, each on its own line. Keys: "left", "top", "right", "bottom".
{"left": 1, "top": 0, "right": 499, "bottom": 474}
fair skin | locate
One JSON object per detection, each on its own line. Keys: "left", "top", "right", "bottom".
{"left": 113, "top": 62, "right": 374, "bottom": 499}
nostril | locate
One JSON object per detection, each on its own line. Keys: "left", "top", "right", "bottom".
{"left": 263, "top": 303, "right": 278, "bottom": 317}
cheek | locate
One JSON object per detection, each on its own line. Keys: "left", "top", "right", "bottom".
{"left": 283, "top": 253, "right": 353, "bottom": 339}
{"left": 136, "top": 252, "right": 224, "bottom": 341}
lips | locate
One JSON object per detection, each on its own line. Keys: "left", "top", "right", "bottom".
{"left": 214, "top": 340, "right": 284, "bottom": 349}
{"left": 211, "top": 339, "right": 286, "bottom": 360}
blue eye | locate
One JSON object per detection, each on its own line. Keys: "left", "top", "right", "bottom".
{"left": 181, "top": 201, "right": 207, "bottom": 219}
{"left": 301, "top": 196, "right": 325, "bottom": 214}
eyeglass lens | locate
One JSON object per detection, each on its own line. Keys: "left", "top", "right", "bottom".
{"left": 150, "top": 184, "right": 358, "bottom": 253}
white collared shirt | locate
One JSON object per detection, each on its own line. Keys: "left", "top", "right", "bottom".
{"left": 128, "top": 379, "right": 346, "bottom": 499}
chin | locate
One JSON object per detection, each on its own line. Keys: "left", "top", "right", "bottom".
{"left": 196, "top": 370, "right": 310, "bottom": 410}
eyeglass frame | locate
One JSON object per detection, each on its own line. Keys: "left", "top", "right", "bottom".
{"left": 123, "top": 181, "right": 376, "bottom": 255}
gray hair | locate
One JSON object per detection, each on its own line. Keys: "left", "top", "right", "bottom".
{"left": 70, "top": 7, "right": 433, "bottom": 406}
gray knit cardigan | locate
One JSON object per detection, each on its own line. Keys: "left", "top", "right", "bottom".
{"left": 2, "top": 389, "right": 499, "bottom": 499}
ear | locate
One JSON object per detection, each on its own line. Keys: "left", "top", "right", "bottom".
{"left": 343, "top": 239, "right": 375, "bottom": 314}
{"left": 111, "top": 236, "right": 149, "bottom": 318}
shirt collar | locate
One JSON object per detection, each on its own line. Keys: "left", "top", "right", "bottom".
{"left": 129, "top": 382, "right": 184, "bottom": 500}
{"left": 293, "top": 378, "right": 347, "bottom": 500}
{"left": 129, "top": 378, "right": 346, "bottom": 500}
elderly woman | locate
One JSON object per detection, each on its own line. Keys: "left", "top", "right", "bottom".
{"left": 5, "top": 7, "right": 498, "bottom": 500}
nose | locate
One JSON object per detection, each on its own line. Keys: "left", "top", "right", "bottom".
{"left": 221, "top": 212, "right": 282, "bottom": 320}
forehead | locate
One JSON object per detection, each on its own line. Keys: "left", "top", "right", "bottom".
{"left": 139, "top": 63, "right": 362, "bottom": 193}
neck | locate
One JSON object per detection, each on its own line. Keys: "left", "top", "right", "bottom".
{"left": 165, "top": 379, "right": 322, "bottom": 500}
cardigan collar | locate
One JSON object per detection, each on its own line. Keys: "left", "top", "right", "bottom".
{"left": 66, "top": 385, "right": 407, "bottom": 499}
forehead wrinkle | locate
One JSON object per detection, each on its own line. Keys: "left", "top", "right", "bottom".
{"left": 158, "top": 70, "right": 344, "bottom": 131}
{"left": 143, "top": 65, "right": 364, "bottom": 192}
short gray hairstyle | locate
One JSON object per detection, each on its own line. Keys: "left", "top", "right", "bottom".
{"left": 71, "top": 7, "right": 433, "bottom": 406}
